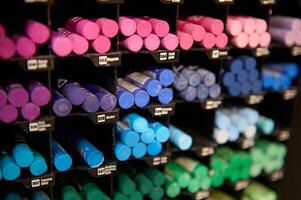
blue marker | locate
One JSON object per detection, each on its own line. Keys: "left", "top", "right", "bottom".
{"left": 132, "top": 143, "right": 147, "bottom": 158}
{"left": 180, "top": 86, "right": 197, "bottom": 101}
{"left": 51, "top": 89, "right": 73, "bottom": 117}
{"left": 197, "top": 84, "right": 209, "bottom": 100}
{"left": 173, "top": 74, "right": 189, "bottom": 91}
{"left": 52, "top": 140, "right": 72, "bottom": 172}
{"left": 114, "top": 141, "right": 131, "bottom": 161}
{"left": 29, "top": 152, "right": 48, "bottom": 176}
{"left": 248, "top": 70, "right": 259, "bottom": 82}
{"left": 147, "top": 140, "right": 162, "bottom": 156}
{"left": 0, "top": 153, "right": 21, "bottom": 181}
{"left": 236, "top": 70, "right": 248, "bottom": 83}
{"left": 238, "top": 56, "right": 257, "bottom": 71}
{"left": 123, "top": 113, "right": 148, "bottom": 133}
{"left": 157, "top": 88, "right": 173, "bottom": 105}
{"left": 169, "top": 125, "right": 192, "bottom": 151}
{"left": 265, "top": 63, "right": 298, "bottom": 79}
{"left": 140, "top": 128, "right": 155, "bottom": 144}
{"left": 224, "top": 58, "right": 243, "bottom": 74}
{"left": 227, "top": 82, "right": 241, "bottom": 96}
{"left": 197, "top": 68, "right": 216, "bottom": 86}
{"left": 143, "top": 68, "right": 175, "bottom": 87}
{"left": 12, "top": 143, "right": 34, "bottom": 168}
{"left": 181, "top": 68, "right": 201, "bottom": 87}
{"left": 241, "top": 82, "right": 252, "bottom": 95}
{"left": 149, "top": 122, "right": 170, "bottom": 143}
{"left": 116, "top": 121, "right": 140, "bottom": 147}
{"left": 222, "top": 72, "right": 235, "bottom": 87}
{"left": 116, "top": 86, "right": 135, "bottom": 109}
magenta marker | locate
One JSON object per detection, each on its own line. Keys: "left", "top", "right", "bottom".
{"left": 91, "top": 35, "right": 111, "bottom": 54}
{"left": 133, "top": 18, "right": 152, "bottom": 38}
{"left": 0, "top": 87, "right": 7, "bottom": 108}
{"left": 199, "top": 17, "right": 224, "bottom": 35}
{"left": 254, "top": 18, "right": 267, "bottom": 34}
{"left": 147, "top": 18, "right": 170, "bottom": 38}
{"left": 13, "top": 35, "right": 36, "bottom": 58}
{"left": 58, "top": 28, "right": 89, "bottom": 55}
{"left": 122, "top": 34, "right": 143, "bottom": 52}
{"left": 21, "top": 102, "right": 40, "bottom": 122}
{"left": 6, "top": 84, "right": 29, "bottom": 108}
{"left": 199, "top": 32, "right": 216, "bottom": 49}
{"left": 226, "top": 18, "right": 243, "bottom": 36}
{"left": 51, "top": 89, "right": 72, "bottom": 117}
{"left": 177, "top": 31, "right": 193, "bottom": 50}
{"left": 259, "top": 32, "right": 271, "bottom": 47}
{"left": 51, "top": 32, "right": 73, "bottom": 57}
{"left": 270, "top": 16, "right": 301, "bottom": 31}
{"left": 94, "top": 18, "right": 119, "bottom": 38}
{"left": 248, "top": 33, "right": 260, "bottom": 48}
{"left": 119, "top": 16, "right": 137, "bottom": 36}
{"left": 178, "top": 20, "right": 205, "bottom": 42}
{"left": 161, "top": 33, "right": 179, "bottom": 51}
{"left": 66, "top": 17, "right": 100, "bottom": 40}
{"left": 0, "top": 36, "right": 16, "bottom": 60}
{"left": 144, "top": 33, "right": 160, "bottom": 51}
{"left": 83, "top": 84, "right": 117, "bottom": 111}
{"left": 216, "top": 33, "right": 228, "bottom": 48}
{"left": 0, "top": 23, "right": 5, "bottom": 36}
{"left": 28, "top": 81, "right": 51, "bottom": 106}
{"left": 269, "top": 27, "right": 295, "bottom": 46}
{"left": 0, "top": 105, "right": 18, "bottom": 123}
{"left": 25, "top": 20, "right": 50, "bottom": 44}
{"left": 231, "top": 32, "right": 248, "bottom": 48}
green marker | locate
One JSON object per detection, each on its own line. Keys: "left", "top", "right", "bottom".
{"left": 134, "top": 173, "right": 154, "bottom": 195}
{"left": 113, "top": 191, "right": 128, "bottom": 200}
{"left": 164, "top": 173, "right": 180, "bottom": 198}
{"left": 118, "top": 174, "right": 136, "bottom": 195}
{"left": 129, "top": 190, "right": 143, "bottom": 200}
{"left": 187, "top": 178, "right": 200, "bottom": 193}
{"left": 174, "top": 157, "right": 208, "bottom": 180}
{"left": 61, "top": 185, "right": 81, "bottom": 200}
{"left": 199, "top": 176, "right": 212, "bottom": 190}
{"left": 165, "top": 162, "right": 191, "bottom": 188}
{"left": 145, "top": 168, "right": 166, "bottom": 186}
{"left": 149, "top": 186, "right": 164, "bottom": 200}
{"left": 81, "top": 182, "right": 103, "bottom": 200}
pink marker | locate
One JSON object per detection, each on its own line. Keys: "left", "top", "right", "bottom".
{"left": 161, "top": 33, "right": 179, "bottom": 51}
{"left": 148, "top": 18, "right": 170, "bottom": 38}
{"left": 6, "top": 83, "right": 29, "bottom": 108}
{"left": 226, "top": 18, "right": 243, "bottom": 36}
{"left": 0, "top": 36, "right": 16, "bottom": 60}
{"left": 28, "top": 81, "right": 51, "bottom": 106}
{"left": 259, "top": 32, "right": 271, "bottom": 47}
{"left": 13, "top": 35, "right": 36, "bottom": 58}
{"left": 270, "top": 16, "right": 301, "bottom": 32}
{"left": 0, "top": 23, "right": 5, "bottom": 37}
{"left": 121, "top": 34, "right": 143, "bottom": 52}
{"left": 51, "top": 32, "right": 73, "bottom": 57}
{"left": 231, "top": 32, "right": 248, "bottom": 48}
{"left": 144, "top": 33, "right": 160, "bottom": 51}
{"left": 177, "top": 31, "right": 193, "bottom": 50}
{"left": 215, "top": 33, "right": 228, "bottom": 48}
{"left": 0, "top": 87, "right": 7, "bottom": 108}
{"left": 119, "top": 16, "right": 137, "bottom": 36}
{"left": 199, "top": 32, "right": 216, "bottom": 49}
{"left": 178, "top": 20, "right": 205, "bottom": 42}
{"left": 66, "top": 17, "right": 100, "bottom": 40}
{"left": 233, "top": 16, "right": 256, "bottom": 34}
{"left": 94, "top": 18, "right": 119, "bottom": 38}
{"left": 133, "top": 18, "right": 152, "bottom": 38}
{"left": 253, "top": 18, "right": 267, "bottom": 34}
{"left": 199, "top": 17, "right": 224, "bottom": 35}
{"left": 25, "top": 20, "right": 50, "bottom": 44}
{"left": 91, "top": 35, "right": 111, "bottom": 54}
{"left": 21, "top": 102, "right": 40, "bottom": 122}
{"left": 248, "top": 33, "right": 260, "bottom": 48}
{"left": 269, "top": 27, "right": 296, "bottom": 47}
{"left": 0, "top": 104, "right": 18, "bottom": 124}
{"left": 58, "top": 28, "right": 89, "bottom": 55}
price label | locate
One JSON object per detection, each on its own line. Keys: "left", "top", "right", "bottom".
{"left": 27, "top": 59, "right": 49, "bottom": 70}
{"left": 202, "top": 99, "right": 222, "bottom": 110}
{"left": 214, "top": 0, "right": 234, "bottom": 5}
{"left": 291, "top": 46, "right": 301, "bottom": 56}
{"left": 208, "top": 49, "right": 228, "bottom": 59}
{"left": 245, "top": 94, "right": 264, "bottom": 105}
{"left": 200, "top": 147, "right": 215, "bottom": 157}
{"left": 254, "top": 47, "right": 270, "bottom": 57}
{"left": 195, "top": 190, "right": 210, "bottom": 200}
{"left": 276, "top": 129, "right": 290, "bottom": 141}
{"left": 283, "top": 88, "right": 298, "bottom": 100}
{"left": 160, "top": 0, "right": 183, "bottom": 4}
{"left": 146, "top": 155, "right": 169, "bottom": 166}
{"left": 234, "top": 180, "right": 250, "bottom": 191}
{"left": 30, "top": 176, "right": 54, "bottom": 188}
{"left": 28, "top": 120, "right": 53, "bottom": 132}
{"left": 150, "top": 104, "right": 175, "bottom": 117}
{"left": 260, "top": 0, "right": 276, "bottom": 5}
{"left": 270, "top": 170, "right": 284, "bottom": 182}
{"left": 238, "top": 138, "right": 255, "bottom": 149}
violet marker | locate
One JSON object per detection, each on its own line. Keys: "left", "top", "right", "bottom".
{"left": 177, "top": 31, "right": 194, "bottom": 51}
{"left": 0, "top": 104, "right": 18, "bottom": 124}
{"left": 181, "top": 68, "right": 201, "bottom": 87}
{"left": 269, "top": 27, "right": 296, "bottom": 47}
{"left": 13, "top": 35, "right": 36, "bottom": 58}
{"left": 83, "top": 84, "right": 117, "bottom": 111}
{"left": 80, "top": 87, "right": 100, "bottom": 113}
{"left": 126, "top": 72, "right": 162, "bottom": 97}
{"left": 133, "top": 18, "right": 152, "bottom": 38}
{"left": 58, "top": 28, "right": 89, "bottom": 55}
{"left": 117, "top": 78, "right": 149, "bottom": 108}
{"left": 57, "top": 79, "right": 86, "bottom": 106}
{"left": 94, "top": 18, "right": 119, "bottom": 38}
{"left": 51, "top": 89, "right": 72, "bottom": 117}
{"left": 197, "top": 84, "right": 209, "bottom": 100}
{"left": 91, "top": 35, "right": 111, "bottom": 54}
{"left": 209, "top": 84, "right": 221, "bottom": 98}
{"left": 66, "top": 17, "right": 100, "bottom": 40}
{"left": 147, "top": 17, "right": 170, "bottom": 38}
{"left": 28, "top": 81, "right": 51, "bottom": 106}
{"left": 197, "top": 68, "right": 216, "bottom": 87}
{"left": 21, "top": 102, "right": 41, "bottom": 122}
{"left": 51, "top": 32, "right": 73, "bottom": 57}
{"left": 144, "top": 33, "right": 160, "bottom": 51}
{"left": 0, "top": 22, "right": 5, "bottom": 37}
{"left": 177, "top": 20, "right": 205, "bottom": 42}
{"left": 270, "top": 16, "right": 301, "bottom": 32}
{"left": 0, "top": 36, "right": 16, "bottom": 60}
{"left": 180, "top": 86, "right": 197, "bottom": 101}
{"left": 6, "top": 83, "right": 29, "bottom": 108}
{"left": 161, "top": 33, "right": 179, "bottom": 51}
{"left": 25, "top": 20, "right": 50, "bottom": 45}
{"left": 143, "top": 67, "right": 174, "bottom": 87}
{"left": 173, "top": 74, "right": 189, "bottom": 92}
{"left": 0, "top": 87, "right": 7, "bottom": 108}
{"left": 121, "top": 34, "right": 143, "bottom": 52}
{"left": 119, "top": 16, "right": 137, "bottom": 37}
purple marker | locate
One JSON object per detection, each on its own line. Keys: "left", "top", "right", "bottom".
{"left": 83, "top": 84, "right": 117, "bottom": 111}
{"left": 270, "top": 16, "right": 301, "bottom": 31}
{"left": 57, "top": 79, "right": 85, "bottom": 106}
{"left": 81, "top": 87, "right": 100, "bottom": 113}
{"left": 117, "top": 78, "right": 149, "bottom": 108}
{"left": 0, "top": 36, "right": 16, "bottom": 60}
{"left": 6, "top": 83, "right": 29, "bottom": 108}
{"left": 0, "top": 87, "right": 7, "bottom": 108}
{"left": 13, "top": 35, "right": 37, "bottom": 58}
{"left": 181, "top": 68, "right": 201, "bottom": 87}
{"left": 197, "top": 68, "right": 216, "bottom": 86}
{"left": 197, "top": 84, "right": 209, "bottom": 100}
{"left": 28, "top": 81, "right": 51, "bottom": 106}
{"left": 0, "top": 105, "right": 18, "bottom": 123}
{"left": 25, "top": 20, "right": 50, "bottom": 45}
{"left": 21, "top": 102, "right": 40, "bottom": 122}
{"left": 269, "top": 27, "right": 295, "bottom": 46}
{"left": 209, "top": 84, "right": 221, "bottom": 99}
{"left": 126, "top": 72, "right": 162, "bottom": 97}
{"left": 51, "top": 89, "right": 72, "bottom": 117}
{"left": 180, "top": 86, "right": 197, "bottom": 101}
{"left": 173, "top": 74, "right": 189, "bottom": 92}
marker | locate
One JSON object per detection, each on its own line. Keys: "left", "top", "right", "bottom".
{"left": 25, "top": 20, "right": 50, "bottom": 44}
{"left": 66, "top": 17, "right": 100, "bottom": 40}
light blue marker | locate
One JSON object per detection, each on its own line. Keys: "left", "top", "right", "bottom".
{"left": 140, "top": 128, "right": 155, "bottom": 144}
{"left": 132, "top": 143, "right": 147, "bottom": 159}
{"left": 52, "top": 140, "right": 72, "bottom": 172}
{"left": 29, "top": 152, "right": 48, "bottom": 176}
{"left": 116, "top": 121, "right": 140, "bottom": 147}
{"left": 114, "top": 141, "right": 131, "bottom": 161}
{"left": 12, "top": 143, "right": 34, "bottom": 168}
{"left": 169, "top": 125, "right": 192, "bottom": 151}
{"left": 5, "top": 192, "right": 22, "bottom": 200}
{"left": 215, "top": 111, "right": 231, "bottom": 129}
{"left": 228, "top": 125, "right": 240, "bottom": 142}
{"left": 0, "top": 153, "right": 20, "bottom": 181}
{"left": 149, "top": 122, "right": 170, "bottom": 143}
{"left": 32, "top": 190, "right": 50, "bottom": 200}
{"left": 123, "top": 113, "right": 148, "bottom": 133}
{"left": 237, "top": 108, "right": 259, "bottom": 124}
{"left": 147, "top": 140, "right": 162, "bottom": 156}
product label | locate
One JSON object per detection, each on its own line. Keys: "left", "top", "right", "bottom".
{"left": 214, "top": 0, "right": 234, "bottom": 5}
{"left": 127, "top": 72, "right": 150, "bottom": 86}
{"left": 202, "top": 99, "right": 222, "bottom": 110}
{"left": 29, "top": 120, "right": 52, "bottom": 132}
{"left": 292, "top": 46, "right": 301, "bottom": 56}
{"left": 96, "top": 112, "right": 117, "bottom": 124}
{"left": 159, "top": 51, "right": 176, "bottom": 61}
{"left": 260, "top": 0, "right": 276, "bottom": 5}
{"left": 98, "top": 55, "right": 120, "bottom": 66}
{"left": 245, "top": 94, "right": 264, "bottom": 105}
{"left": 270, "top": 170, "right": 284, "bottom": 182}
{"left": 207, "top": 49, "right": 228, "bottom": 59}
{"left": 24, "top": 0, "right": 47, "bottom": 3}
{"left": 146, "top": 155, "right": 169, "bottom": 166}
{"left": 200, "top": 147, "right": 215, "bottom": 156}
{"left": 117, "top": 78, "right": 139, "bottom": 93}
{"left": 254, "top": 47, "right": 270, "bottom": 57}
{"left": 31, "top": 176, "right": 54, "bottom": 188}
{"left": 152, "top": 105, "right": 174, "bottom": 116}
{"left": 27, "top": 59, "right": 49, "bottom": 70}
{"left": 160, "top": 0, "right": 183, "bottom": 4}
{"left": 174, "top": 157, "right": 197, "bottom": 172}
{"left": 283, "top": 88, "right": 298, "bottom": 100}
{"left": 238, "top": 138, "right": 255, "bottom": 149}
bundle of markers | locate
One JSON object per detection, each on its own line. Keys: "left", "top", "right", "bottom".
{"left": 173, "top": 65, "right": 221, "bottom": 101}
{"left": 227, "top": 16, "right": 271, "bottom": 48}
{"left": 0, "top": 81, "right": 50, "bottom": 123}
{"left": 52, "top": 81, "right": 117, "bottom": 117}
{"left": 117, "top": 67, "right": 174, "bottom": 109}
{"left": 222, "top": 55, "right": 262, "bottom": 96}
{"left": 114, "top": 113, "right": 170, "bottom": 161}
{"left": 269, "top": 15, "right": 301, "bottom": 46}
{"left": 178, "top": 16, "right": 228, "bottom": 49}
{"left": 119, "top": 16, "right": 179, "bottom": 52}
{"left": 262, "top": 62, "right": 298, "bottom": 91}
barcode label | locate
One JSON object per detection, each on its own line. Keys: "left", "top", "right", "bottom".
{"left": 98, "top": 55, "right": 120, "bottom": 66}
{"left": 255, "top": 47, "right": 270, "bottom": 57}
{"left": 27, "top": 59, "right": 48, "bottom": 70}
{"left": 210, "top": 49, "right": 228, "bottom": 59}
{"left": 31, "top": 177, "right": 53, "bottom": 188}
{"left": 29, "top": 121, "right": 52, "bottom": 132}
{"left": 203, "top": 100, "right": 222, "bottom": 110}
{"left": 246, "top": 94, "right": 264, "bottom": 105}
